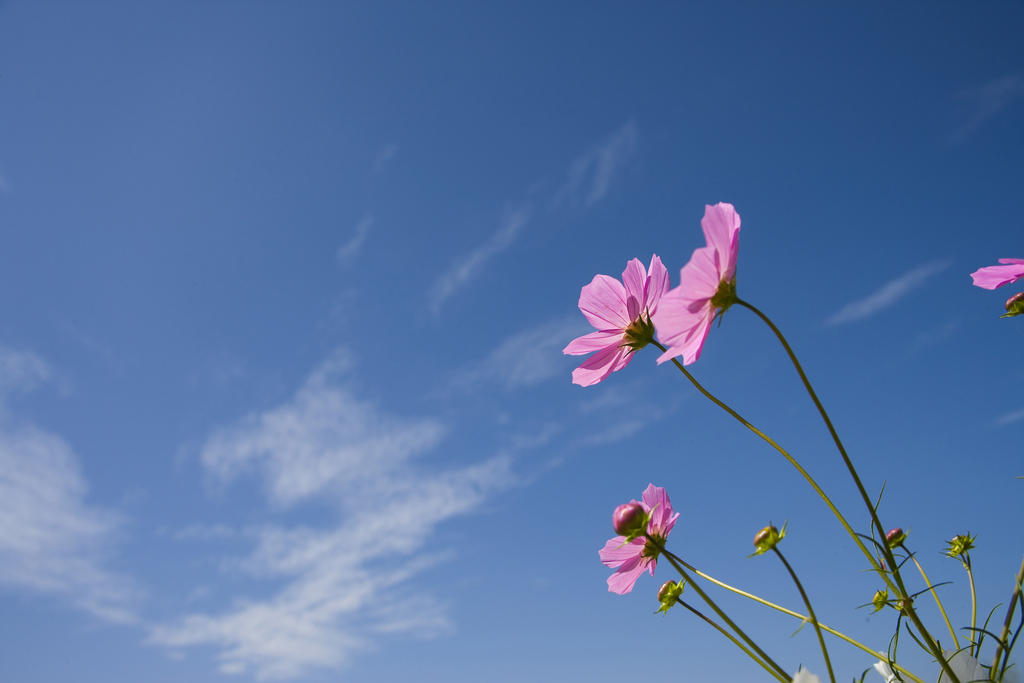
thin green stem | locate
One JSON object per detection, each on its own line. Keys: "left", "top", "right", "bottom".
{"left": 650, "top": 340, "right": 896, "bottom": 595}
{"left": 733, "top": 300, "right": 958, "bottom": 683}
{"left": 904, "top": 549, "right": 959, "bottom": 649}
{"left": 991, "top": 554, "right": 1024, "bottom": 680}
{"left": 662, "top": 549, "right": 927, "bottom": 683}
{"left": 648, "top": 535, "right": 790, "bottom": 681}
{"left": 672, "top": 598, "right": 790, "bottom": 683}
{"left": 965, "top": 555, "right": 978, "bottom": 658}
{"left": 773, "top": 548, "right": 835, "bottom": 683}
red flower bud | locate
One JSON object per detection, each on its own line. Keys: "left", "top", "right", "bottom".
{"left": 885, "top": 528, "right": 906, "bottom": 547}
{"left": 612, "top": 503, "right": 646, "bottom": 536}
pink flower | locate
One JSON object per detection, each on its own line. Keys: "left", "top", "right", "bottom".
{"left": 599, "top": 484, "right": 679, "bottom": 595}
{"left": 970, "top": 258, "right": 1024, "bottom": 290}
{"left": 652, "top": 203, "right": 741, "bottom": 366}
{"left": 563, "top": 255, "right": 670, "bottom": 387}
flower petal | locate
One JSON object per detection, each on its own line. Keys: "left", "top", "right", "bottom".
{"left": 621, "top": 258, "right": 648, "bottom": 322}
{"left": 652, "top": 288, "right": 716, "bottom": 365}
{"left": 606, "top": 553, "right": 648, "bottom": 595}
{"left": 571, "top": 344, "right": 633, "bottom": 387}
{"left": 645, "top": 254, "right": 671, "bottom": 313}
{"left": 701, "top": 203, "right": 741, "bottom": 282}
{"left": 971, "top": 262, "right": 1024, "bottom": 290}
{"left": 999, "top": 258, "right": 1024, "bottom": 264}
{"left": 579, "top": 274, "right": 629, "bottom": 330}
{"left": 598, "top": 536, "right": 644, "bottom": 568}
{"left": 563, "top": 330, "right": 624, "bottom": 356}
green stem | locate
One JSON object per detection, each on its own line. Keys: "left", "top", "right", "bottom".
{"left": 904, "top": 549, "right": 959, "bottom": 649}
{"left": 648, "top": 535, "right": 790, "bottom": 681}
{"left": 650, "top": 340, "right": 896, "bottom": 595}
{"left": 662, "top": 549, "right": 927, "bottom": 683}
{"left": 733, "top": 300, "right": 958, "bottom": 683}
{"left": 673, "top": 597, "right": 790, "bottom": 683}
{"left": 991, "top": 553, "right": 1024, "bottom": 680}
{"left": 773, "top": 548, "right": 836, "bottom": 683}
{"left": 965, "top": 555, "right": 977, "bottom": 658}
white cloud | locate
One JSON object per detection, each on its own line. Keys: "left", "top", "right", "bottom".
{"left": 825, "top": 260, "right": 951, "bottom": 326}
{"left": 553, "top": 120, "right": 638, "bottom": 208}
{"left": 428, "top": 204, "right": 531, "bottom": 313}
{"left": 154, "top": 349, "right": 511, "bottom": 679}
{"left": 372, "top": 143, "right": 398, "bottom": 176}
{"left": 0, "top": 348, "right": 135, "bottom": 623}
{"left": 996, "top": 406, "right": 1024, "bottom": 426}
{"left": 336, "top": 216, "right": 372, "bottom": 269}
{"left": 451, "top": 318, "right": 590, "bottom": 392}
{"left": 949, "top": 74, "right": 1024, "bottom": 143}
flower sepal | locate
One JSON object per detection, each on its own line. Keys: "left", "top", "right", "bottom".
{"left": 944, "top": 533, "right": 977, "bottom": 558}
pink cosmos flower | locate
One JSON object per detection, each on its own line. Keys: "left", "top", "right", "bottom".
{"left": 970, "top": 258, "right": 1024, "bottom": 290}
{"left": 652, "top": 203, "right": 741, "bottom": 366}
{"left": 563, "top": 255, "right": 670, "bottom": 387}
{"left": 598, "top": 484, "right": 679, "bottom": 595}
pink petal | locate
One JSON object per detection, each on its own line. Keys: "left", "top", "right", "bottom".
{"left": 999, "top": 258, "right": 1024, "bottom": 265}
{"left": 970, "top": 263, "right": 1024, "bottom": 290}
{"left": 571, "top": 344, "right": 633, "bottom": 387}
{"left": 645, "top": 255, "right": 671, "bottom": 313}
{"left": 607, "top": 553, "right": 649, "bottom": 595}
{"left": 599, "top": 536, "right": 644, "bottom": 568}
{"left": 641, "top": 485, "right": 675, "bottom": 532}
{"left": 651, "top": 287, "right": 716, "bottom": 365}
{"left": 621, "top": 258, "right": 648, "bottom": 322}
{"left": 563, "top": 330, "right": 624, "bottom": 356}
{"left": 678, "top": 246, "right": 722, "bottom": 298}
{"left": 579, "top": 274, "right": 629, "bottom": 330}
{"left": 701, "top": 203, "right": 741, "bottom": 282}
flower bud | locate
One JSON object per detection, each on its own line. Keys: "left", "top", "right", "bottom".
{"left": 656, "top": 579, "right": 685, "bottom": 614}
{"left": 1003, "top": 292, "right": 1024, "bottom": 318}
{"left": 885, "top": 528, "right": 906, "bottom": 548}
{"left": 871, "top": 589, "right": 889, "bottom": 613}
{"left": 612, "top": 503, "right": 647, "bottom": 537}
{"left": 749, "top": 523, "right": 787, "bottom": 556}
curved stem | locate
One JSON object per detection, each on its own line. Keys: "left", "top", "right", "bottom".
{"left": 991, "top": 553, "right": 1024, "bottom": 679}
{"left": 904, "top": 550, "right": 959, "bottom": 649}
{"left": 672, "top": 597, "right": 790, "bottom": 683}
{"left": 733, "top": 300, "right": 958, "bottom": 683}
{"left": 650, "top": 341, "right": 896, "bottom": 595}
{"left": 661, "top": 550, "right": 926, "bottom": 683}
{"left": 648, "top": 535, "right": 790, "bottom": 681}
{"left": 773, "top": 548, "right": 835, "bottom": 683}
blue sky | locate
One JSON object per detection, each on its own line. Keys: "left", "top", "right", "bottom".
{"left": 0, "top": 2, "right": 1022, "bottom": 682}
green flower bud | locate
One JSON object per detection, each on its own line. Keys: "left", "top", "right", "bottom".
{"left": 944, "top": 533, "right": 977, "bottom": 558}
{"left": 656, "top": 580, "right": 685, "bottom": 615}
{"left": 1002, "top": 292, "right": 1024, "bottom": 318}
{"left": 871, "top": 589, "right": 889, "bottom": 613}
{"left": 885, "top": 528, "right": 907, "bottom": 548}
{"left": 749, "top": 522, "right": 787, "bottom": 557}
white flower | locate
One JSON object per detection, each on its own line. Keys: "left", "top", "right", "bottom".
{"left": 874, "top": 660, "right": 897, "bottom": 683}
{"left": 792, "top": 670, "right": 823, "bottom": 683}
{"left": 937, "top": 650, "right": 987, "bottom": 683}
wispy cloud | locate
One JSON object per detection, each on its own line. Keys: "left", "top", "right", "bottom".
{"left": 336, "top": 216, "right": 373, "bottom": 269}
{"left": 553, "top": 120, "right": 638, "bottom": 208}
{"left": 949, "top": 74, "right": 1024, "bottom": 143}
{"left": 372, "top": 143, "right": 398, "bottom": 176}
{"left": 428, "top": 204, "right": 531, "bottom": 313}
{"left": 995, "top": 406, "right": 1024, "bottom": 426}
{"left": 153, "top": 349, "right": 511, "bottom": 679}
{"left": 0, "top": 348, "right": 136, "bottom": 623}
{"left": 825, "top": 260, "right": 951, "bottom": 326}
{"left": 450, "top": 318, "right": 589, "bottom": 393}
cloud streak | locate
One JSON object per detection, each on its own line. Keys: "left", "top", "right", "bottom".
{"left": 336, "top": 216, "right": 373, "bottom": 269}
{"left": 153, "top": 349, "right": 511, "bottom": 680}
{"left": 0, "top": 348, "right": 135, "bottom": 623}
{"left": 826, "top": 260, "right": 951, "bottom": 326}
{"left": 553, "top": 120, "right": 638, "bottom": 208}
{"left": 995, "top": 406, "right": 1024, "bottom": 426}
{"left": 428, "top": 205, "right": 531, "bottom": 313}
{"left": 949, "top": 74, "right": 1024, "bottom": 143}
